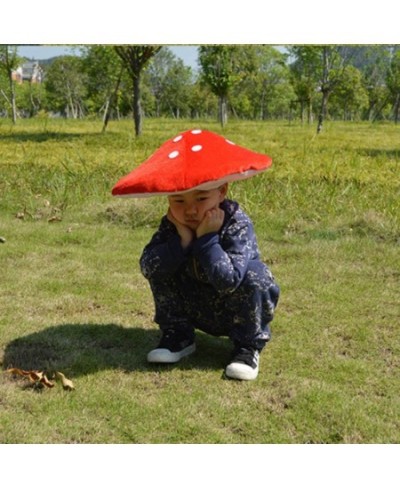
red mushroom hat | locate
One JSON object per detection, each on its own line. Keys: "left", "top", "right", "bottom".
{"left": 112, "top": 129, "right": 272, "bottom": 197}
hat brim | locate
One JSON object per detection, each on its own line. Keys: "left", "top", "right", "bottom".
{"left": 113, "top": 168, "right": 266, "bottom": 198}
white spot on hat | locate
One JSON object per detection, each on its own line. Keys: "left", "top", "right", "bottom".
{"left": 226, "top": 139, "right": 235, "bottom": 145}
{"left": 191, "top": 129, "right": 202, "bottom": 134}
{"left": 169, "top": 150, "right": 179, "bottom": 159}
{"left": 173, "top": 135, "right": 183, "bottom": 142}
{"left": 191, "top": 145, "right": 202, "bottom": 152}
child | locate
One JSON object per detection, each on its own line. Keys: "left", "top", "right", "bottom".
{"left": 112, "top": 129, "right": 279, "bottom": 380}
{"left": 140, "top": 182, "right": 279, "bottom": 380}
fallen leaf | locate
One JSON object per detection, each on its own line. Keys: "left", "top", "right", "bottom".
{"left": 55, "top": 371, "right": 75, "bottom": 391}
{"left": 28, "top": 370, "right": 43, "bottom": 382}
{"left": 48, "top": 216, "right": 62, "bottom": 223}
{"left": 6, "top": 367, "right": 28, "bottom": 376}
{"left": 39, "top": 374, "right": 55, "bottom": 388}
{"left": 7, "top": 368, "right": 56, "bottom": 389}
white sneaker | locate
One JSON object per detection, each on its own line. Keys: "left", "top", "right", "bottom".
{"left": 147, "top": 329, "right": 196, "bottom": 363}
{"left": 225, "top": 347, "right": 260, "bottom": 380}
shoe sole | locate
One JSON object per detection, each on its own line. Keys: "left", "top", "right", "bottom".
{"left": 147, "top": 343, "right": 196, "bottom": 363}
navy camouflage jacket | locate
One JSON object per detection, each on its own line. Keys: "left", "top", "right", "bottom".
{"left": 139, "top": 199, "right": 264, "bottom": 294}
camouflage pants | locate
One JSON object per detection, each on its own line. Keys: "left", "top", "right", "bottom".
{"left": 148, "top": 261, "right": 279, "bottom": 350}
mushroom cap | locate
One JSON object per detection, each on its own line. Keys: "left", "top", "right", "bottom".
{"left": 112, "top": 129, "right": 272, "bottom": 197}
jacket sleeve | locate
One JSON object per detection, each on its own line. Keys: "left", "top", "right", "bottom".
{"left": 139, "top": 217, "right": 188, "bottom": 280}
{"left": 191, "top": 217, "right": 256, "bottom": 293}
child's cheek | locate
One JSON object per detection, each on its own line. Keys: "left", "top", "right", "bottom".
{"left": 171, "top": 207, "right": 184, "bottom": 224}
{"left": 169, "top": 205, "right": 178, "bottom": 218}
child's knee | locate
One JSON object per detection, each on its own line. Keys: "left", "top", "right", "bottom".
{"left": 240, "top": 261, "right": 276, "bottom": 293}
{"left": 238, "top": 263, "right": 279, "bottom": 319}
{"left": 268, "top": 283, "right": 280, "bottom": 308}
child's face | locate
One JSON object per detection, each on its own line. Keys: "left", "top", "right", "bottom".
{"left": 168, "top": 184, "right": 227, "bottom": 231}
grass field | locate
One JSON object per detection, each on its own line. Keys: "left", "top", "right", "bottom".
{"left": 0, "top": 117, "right": 399, "bottom": 445}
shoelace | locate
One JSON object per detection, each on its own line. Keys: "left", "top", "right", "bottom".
{"left": 159, "top": 330, "right": 177, "bottom": 347}
{"left": 232, "top": 347, "right": 258, "bottom": 366}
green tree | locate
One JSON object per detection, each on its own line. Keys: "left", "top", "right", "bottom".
{"left": 162, "top": 61, "right": 193, "bottom": 118}
{"left": 81, "top": 45, "right": 126, "bottom": 131}
{"left": 114, "top": 45, "right": 161, "bottom": 136}
{"left": 0, "top": 45, "right": 20, "bottom": 123}
{"left": 235, "top": 45, "right": 294, "bottom": 120}
{"left": 44, "top": 55, "right": 88, "bottom": 117}
{"left": 289, "top": 46, "right": 321, "bottom": 124}
{"left": 329, "top": 65, "right": 368, "bottom": 120}
{"left": 198, "top": 45, "right": 242, "bottom": 126}
{"left": 16, "top": 80, "right": 46, "bottom": 117}
{"left": 187, "top": 79, "right": 217, "bottom": 119}
{"left": 386, "top": 49, "right": 400, "bottom": 123}
{"left": 346, "top": 45, "right": 392, "bottom": 121}
{"left": 145, "top": 47, "right": 194, "bottom": 118}
{"left": 316, "top": 46, "right": 353, "bottom": 133}
{"left": 146, "top": 48, "right": 175, "bottom": 117}
{"left": 289, "top": 46, "right": 353, "bottom": 132}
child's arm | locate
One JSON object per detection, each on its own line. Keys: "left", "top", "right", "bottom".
{"left": 139, "top": 217, "right": 189, "bottom": 279}
{"left": 192, "top": 214, "right": 257, "bottom": 293}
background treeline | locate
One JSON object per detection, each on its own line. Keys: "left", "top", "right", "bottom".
{"left": 1, "top": 45, "right": 400, "bottom": 128}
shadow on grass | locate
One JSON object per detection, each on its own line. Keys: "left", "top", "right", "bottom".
{"left": 357, "top": 148, "right": 400, "bottom": 159}
{"left": 2, "top": 323, "right": 232, "bottom": 378}
{"left": 0, "top": 131, "right": 100, "bottom": 143}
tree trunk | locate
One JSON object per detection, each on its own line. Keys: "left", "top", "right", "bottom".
{"left": 317, "top": 90, "right": 329, "bottom": 134}
{"left": 133, "top": 74, "right": 142, "bottom": 136}
{"left": 393, "top": 93, "right": 400, "bottom": 124}
{"left": 372, "top": 96, "right": 390, "bottom": 122}
{"left": 367, "top": 103, "right": 374, "bottom": 122}
{"left": 102, "top": 67, "right": 123, "bottom": 133}
{"left": 317, "top": 47, "right": 330, "bottom": 134}
{"left": 260, "top": 86, "right": 266, "bottom": 120}
{"left": 300, "top": 101, "right": 305, "bottom": 124}
{"left": 218, "top": 94, "right": 228, "bottom": 127}
{"left": 4, "top": 48, "right": 17, "bottom": 124}
{"left": 29, "top": 85, "right": 37, "bottom": 117}
{"left": 307, "top": 98, "right": 313, "bottom": 124}
{"left": 114, "top": 45, "right": 161, "bottom": 137}
{"left": 10, "top": 82, "right": 17, "bottom": 124}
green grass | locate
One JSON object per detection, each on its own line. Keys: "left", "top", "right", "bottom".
{"left": 0, "top": 118, "right": 399, "bottom": 443}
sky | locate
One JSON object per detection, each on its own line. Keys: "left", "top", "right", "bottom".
{"left": 17, "top": 45, "right": 200, "bottom": 70}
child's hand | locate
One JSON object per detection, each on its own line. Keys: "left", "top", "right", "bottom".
{"left": 196, "top": 207, "right": 225, "bottom": 238}
{"left": 167, "top": 208, "right": 194, "bottom": 249}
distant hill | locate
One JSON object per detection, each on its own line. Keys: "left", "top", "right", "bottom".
{"left": 20, "top": 56, "right": 71, "bottom": 66}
